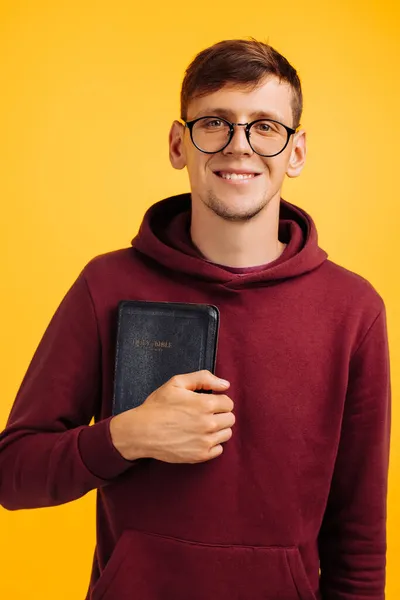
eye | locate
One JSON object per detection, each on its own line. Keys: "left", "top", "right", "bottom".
{"left": 255, "top": 122, "right": 271, "bottom": 132}
{"left": 202, "top": 118, "right": 225, "bottom": 129}
{"left": 251, "top": 120, "right": 284, "bottom": 137}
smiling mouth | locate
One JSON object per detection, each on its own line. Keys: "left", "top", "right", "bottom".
{"left": 213, "top": 171, "right": 261, "bottom": 182}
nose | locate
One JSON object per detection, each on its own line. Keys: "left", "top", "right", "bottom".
{"left": 222, "top": 124, "right": 253, "bottom": 156}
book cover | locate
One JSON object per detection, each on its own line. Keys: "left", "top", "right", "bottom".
{"left": 112, "top": 300, "right": 220, "bottom": 415}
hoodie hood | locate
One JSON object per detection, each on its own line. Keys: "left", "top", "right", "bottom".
{"left": 132, "top": 193, "right": 327, "bottom": 289}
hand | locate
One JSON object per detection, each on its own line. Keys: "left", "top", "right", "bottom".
{"left": 109, "top": 370, "right": 234, "bottom": 464}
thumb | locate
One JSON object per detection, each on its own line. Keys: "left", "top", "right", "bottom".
{"left": 170, "top": 370, "right": 230, "bottom": 392}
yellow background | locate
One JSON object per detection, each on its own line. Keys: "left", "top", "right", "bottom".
{"left": 1, "top": 0, "right": 399, "bottom": 597}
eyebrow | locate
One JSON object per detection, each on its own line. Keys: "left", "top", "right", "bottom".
{"left": 191, "top": 107, "right": 286, "bottom": 123}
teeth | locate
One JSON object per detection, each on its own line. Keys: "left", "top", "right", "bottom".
{"left": 220, "top": 172, "right": 255, "bottom": 180}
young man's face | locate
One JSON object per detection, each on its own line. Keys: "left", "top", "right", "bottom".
{"left": 169, "top": 76, "right": 306, "bottom": 222}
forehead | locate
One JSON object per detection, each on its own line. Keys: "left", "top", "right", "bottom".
{"left": 187, "top": 76, "right": 294, "bottom": 124}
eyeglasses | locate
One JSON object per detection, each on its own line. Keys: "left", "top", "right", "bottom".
{"left": 184, "top": 116, "right": 297, "bottom": 158}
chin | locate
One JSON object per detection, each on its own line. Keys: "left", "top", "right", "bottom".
{"left": 206, "top": 192, "right": 269, "bottom": 222}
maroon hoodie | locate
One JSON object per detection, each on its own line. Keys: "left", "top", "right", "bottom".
{"left": 0, "top": 193, "right": 391, "bottom": 600}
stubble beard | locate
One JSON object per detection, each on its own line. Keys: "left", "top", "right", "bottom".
{"left": 203, "top": 189, "right": 271, "bottom": 223}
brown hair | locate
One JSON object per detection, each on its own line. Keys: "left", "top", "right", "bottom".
{"left": 181, "top": 38, "right": 303, "bottom": 128}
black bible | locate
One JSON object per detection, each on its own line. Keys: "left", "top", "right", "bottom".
{"left": 112, "top": 300, "right": 220, "bottom": 416}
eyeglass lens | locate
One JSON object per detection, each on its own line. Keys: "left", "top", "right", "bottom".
{"left": 191, "top": 117, "right": 288, "bottom": 156}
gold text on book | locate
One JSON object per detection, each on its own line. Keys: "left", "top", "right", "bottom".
{"left": 134, "top": 339, "right": 172, "bottom": 349}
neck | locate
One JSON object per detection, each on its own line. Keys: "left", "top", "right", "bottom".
{"left": 189, "top": 193, "right": 285, "bottom": 268}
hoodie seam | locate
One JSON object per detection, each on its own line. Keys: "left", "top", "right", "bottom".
{"left": 350, "top": 309, "right": 384, "bottom": 361}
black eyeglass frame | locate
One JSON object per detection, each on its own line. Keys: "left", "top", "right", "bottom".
{"left": 184, "top": 116, "right": 298, "bottom": 158}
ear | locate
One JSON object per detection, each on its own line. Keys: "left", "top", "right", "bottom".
{"left": 286, "top": 129, "right": 306, "bottom": 178}
{"left": 169, "top": 120, "right": 187, "bottom": 170}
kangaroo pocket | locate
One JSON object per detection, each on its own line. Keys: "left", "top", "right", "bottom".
{"left": 91, "top": 528, "right": 317, "bottom": 600}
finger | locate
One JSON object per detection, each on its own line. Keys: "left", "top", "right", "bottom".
{"left": 212, "top": 395, "right": 234, "bottom": 414}
{"left": 207, "top": 444, "right": 224, "bottom": 459}
{"left": 213, "top": 427, "right": 233, "bottom": 445}
{"left": 170, "top": 370, "right": 230, "bottom": 393}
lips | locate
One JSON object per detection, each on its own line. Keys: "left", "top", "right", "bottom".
{"left": 214, "top": 170, "right": 261, "bottom": 176}
{"left": 211, "top": 172, "right": 262, "bottom": 186}
{"left": 213, "top": 170, "right": 261, "bottom": 182}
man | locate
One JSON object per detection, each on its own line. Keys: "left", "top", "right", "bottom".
{"left": 0, "top": 39, "right": 391, "bottom": 599}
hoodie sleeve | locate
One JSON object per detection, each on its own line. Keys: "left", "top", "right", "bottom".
{"left": 318, "top": 308, "right": 391, "bottom": 600}
{"left": 0, "top": 272, "right": 133, "bottom": 511}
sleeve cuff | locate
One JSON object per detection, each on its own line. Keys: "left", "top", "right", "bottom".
{"left": 78, "top": 417, "right": 136, "bottom": 481}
